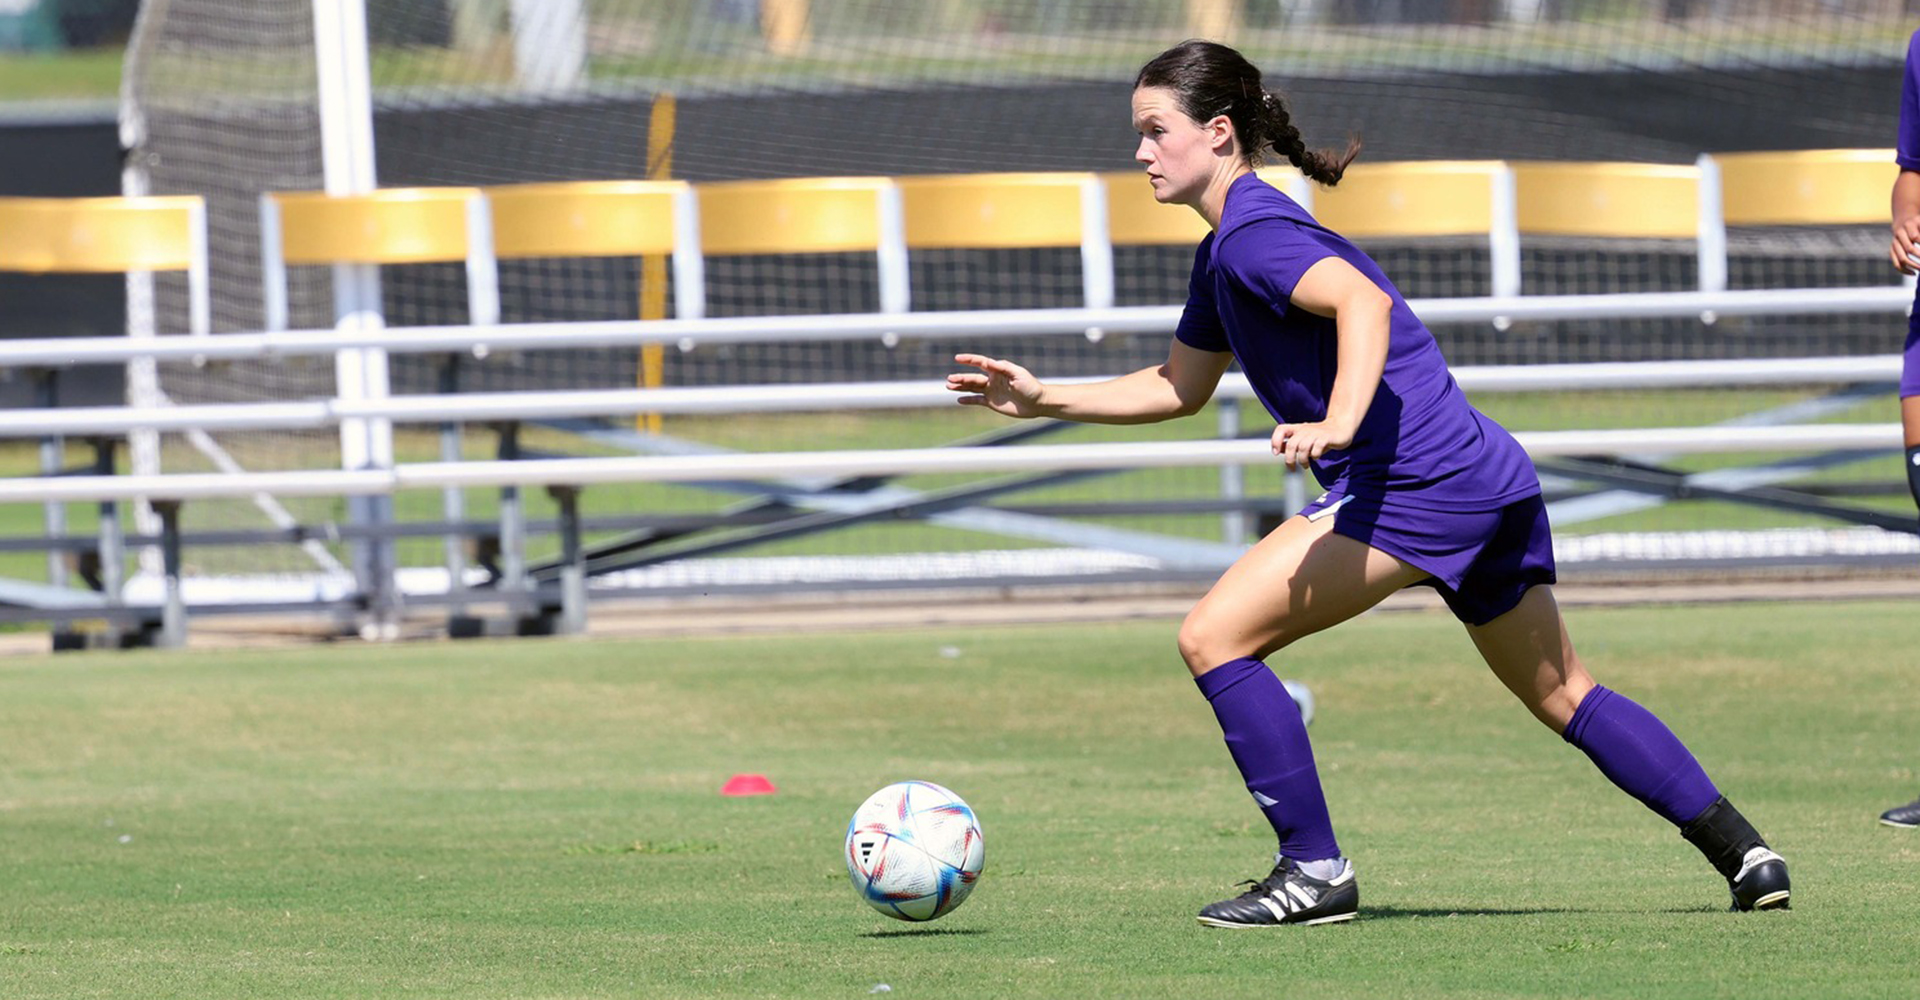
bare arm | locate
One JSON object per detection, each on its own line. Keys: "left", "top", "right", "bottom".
{"left": 945, "top": 340, "right": 1233, "bottom": 424}
{"left": 1892, "top": 170, "right": 1920, "bottom": 275}
{"left": 1269, "top": 256, "right": 1394, "bottom": 470}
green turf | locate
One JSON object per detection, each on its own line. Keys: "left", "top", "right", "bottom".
{"left": 3, "top": 600, "right": 1917, "bottom": 998}
{"left": 0, "top": 50, "right": 121, "bottom": 101}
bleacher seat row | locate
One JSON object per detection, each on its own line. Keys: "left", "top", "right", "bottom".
{"left": 0, "top": 149, "right": 1898, "bottom": 333}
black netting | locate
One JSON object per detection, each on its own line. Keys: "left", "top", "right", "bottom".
{"left": 115, "top": 1, "right": 1916, "bottom": 576}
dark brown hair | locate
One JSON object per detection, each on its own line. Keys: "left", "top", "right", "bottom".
{"left": 1134, "top": 40, "right": 1360, "bottom": 186}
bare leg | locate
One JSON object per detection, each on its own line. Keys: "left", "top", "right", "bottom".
{"left": 1183, "top": 512, "right": 1428, "bottom": 925}
{"left": 1890, "top": 394, "right": 1920, "bottom": 827}
{"left": 1901, "top": 396, "right": 1920, "bottom": 511}
{"left": 1178, "top": 513, "right": 1429, "bottom": 676}
{"left": 1463, "top": 585, "right": 1595, "bottom": 732}
{"left": 1468, "top": 584, "right": 1788, "bottom": 911}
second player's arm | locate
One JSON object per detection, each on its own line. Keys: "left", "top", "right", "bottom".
{"left": 1892, "top": 169, "right": 1920, "bottom": 275}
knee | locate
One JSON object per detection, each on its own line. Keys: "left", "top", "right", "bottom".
{"left": 1175, "top": 617, "right": 1218, "bottom": 677}
{"left": 1177, "top": 607, "right": 1280, "bottom": 677}
{"left": 1531, "top": 669, "right": 1597, "bottom": 734}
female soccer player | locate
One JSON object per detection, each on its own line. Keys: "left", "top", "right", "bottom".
{"left": 1880, "top": 26, "right": 1920, "bottom": 831}
{"left": 945, "top": 40, "right": 1791, "bottom": 924}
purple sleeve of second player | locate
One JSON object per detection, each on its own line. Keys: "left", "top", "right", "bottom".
{"left": 1900, "top": 30, "right": 1920, "bottom": 171}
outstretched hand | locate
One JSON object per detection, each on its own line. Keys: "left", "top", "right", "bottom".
{"left": 1271, "top": 421, "right": 1354, "bottom": 471}
{"left": 946, "top": 354, "right": 1048, "bottom": 418}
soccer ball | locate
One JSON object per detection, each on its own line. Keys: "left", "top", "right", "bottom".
{"left": 844, "top": 780, "right": 985, "bottom": 922}
{"left": 1282, "top": 679, "right": 1315, "bottom": 727}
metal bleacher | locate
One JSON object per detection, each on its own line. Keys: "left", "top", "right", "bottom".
{"left": 0, "top": 150, "right": 1910, "bottom": 647}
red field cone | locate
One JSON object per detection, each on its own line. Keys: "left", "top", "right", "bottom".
{"left": 720, "top": 773, "right": 778, "bottom": 796}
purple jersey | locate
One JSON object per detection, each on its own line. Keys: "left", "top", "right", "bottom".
{"left": 1175, "top": 172, "right": 1538, "bottom": 511}
{"left": 1900, "top": 29, "right": 1920, "bottom": 172}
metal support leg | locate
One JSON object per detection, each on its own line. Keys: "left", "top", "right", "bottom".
{"left": 1217, "top": 398, "right": 1246, "bottom": 547}
{"left": 548, "top": 484, "right": 587, "bottom": 636}
{"left": 92, "top": 438, "right": 126, "bottom": 644}
{"left": 494, "top": 422, "right": 533, "bottom": 632}
{"left": 36, "top": 369, "right": 79, "bottom": 648}
{"left": 439, "top": 354, "right": 470, "bottom": 629}
{"left": 497, "top": 422, "right": 526, "bottom": 592}
{"left": 345, "top": 491, "right": 399, "bottom": 639}
{"left": 34, "top": 369, "right": 67, "bottom": 592}
{"left": 154, "top": 500, "right": 187, "bottom": 649}
{"left": 366, "top": 492, "right": 400, "bottom": 637}
{"left": 1283, "top": 468, "right": 1309, "bottom": 520}
{"left": 91, "top": 438, "right": 123, "bottom": 593}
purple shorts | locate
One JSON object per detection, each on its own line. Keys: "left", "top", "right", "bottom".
{"left": 1299, "top": 491, "right": 1557, "bottom": 626}
{"left": 1903, "top": 308, "right": 1920, "bottom": 399}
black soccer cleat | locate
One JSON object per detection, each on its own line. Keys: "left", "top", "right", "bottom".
{"left": 1196, "top": 858, "right": 1358, "bottom": 928}
{"left": 1680, "top": 795, "right": 1790, "bottom": 912}
{"left": 1727, "top": 846, "right": 1791, "bottom": 912}
{"left": 1880, "top": 799, "right": 1920, "bottom": 829}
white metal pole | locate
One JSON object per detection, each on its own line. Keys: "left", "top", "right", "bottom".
{"left": 670, "top": 185, "right": 707, "bottom": 320}
{"left": 1, "top": 423, "right": 1902, "bottom": 505}
{"left": 117, "top": 0, "right": 165, "bottom": 579}
{"left": 1217, "top": 398, "right": 1245, "bottom": 547}
{"left": 508, "top": 0, "right": 586, "bottom": 93}
{"left": 1695, "top": 153, "right": 1728, "bottom": 327}
{"left": 1078, "top": 176, "right": 1113, "bottom": 342}
{"left": 1501, "top": 0, "right": 1544, "bottom": 22}
{"left": 0, "top": 288, "right": 1908, "bottom": 369}
{"left": 313, "top": 0, "right": 397, "bottom": 632}
{"left": 259, "top": 195, "right": 290, "bottom": 332}
{"left": 119, "top": 156, "right": 165, "bottom": 578}
{"left": 1488, "top": 164, "right": 1520, "bottom": 331}
{"left": 875, "top": 183, "right": 908, "bottom": 315}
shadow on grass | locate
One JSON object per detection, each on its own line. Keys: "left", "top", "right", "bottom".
{"left": 861, "top": 927, "right": 991, "bottom": 939}
{"left": 1361, "top": 905, "right": 1582, "bottom": 919}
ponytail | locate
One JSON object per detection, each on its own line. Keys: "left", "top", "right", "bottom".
{"left": 1256, "top": 90, "right": 1361, "bottom": 187}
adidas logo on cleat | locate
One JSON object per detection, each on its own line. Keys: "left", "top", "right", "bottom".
{"left": 1197, "top": 858, "right": 1359, "bottom": 928}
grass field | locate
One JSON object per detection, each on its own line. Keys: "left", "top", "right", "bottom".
{"left": 3, "top": 599, "right": 1917, "bottom": 999}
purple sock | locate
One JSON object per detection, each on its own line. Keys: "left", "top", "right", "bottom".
{"left": 1194, "top": 657, "right": 1341, "bottom": 861}
{"left": 1562, "top": 685, "right": 1720, "bottom": 826}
